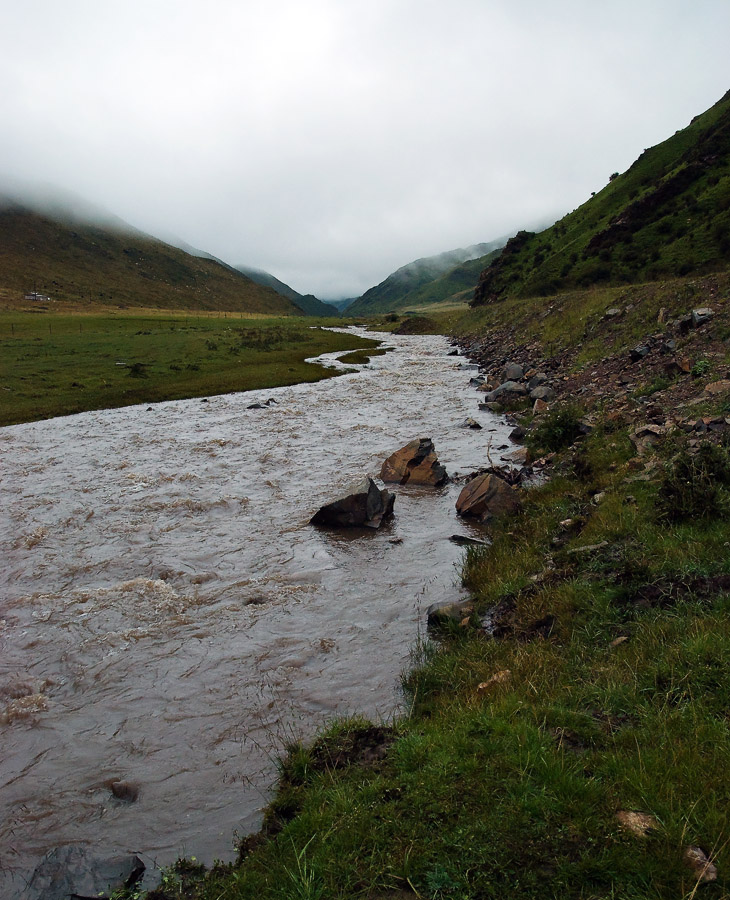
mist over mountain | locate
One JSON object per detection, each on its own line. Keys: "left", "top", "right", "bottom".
{"left": 346, "top": 240, "right": 508, "bottom": 316}
{"left": 235, "top": 265, "right": 336, "bottom": 317}
{"left": 0, "top": 197, "right": 299, "bottom": 315}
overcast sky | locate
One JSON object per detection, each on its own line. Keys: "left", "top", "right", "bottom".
{"left": 1, "top": 1, "right": 728, "bottom": 299}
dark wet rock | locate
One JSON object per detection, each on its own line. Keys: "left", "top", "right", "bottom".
{"left": 200, "top": 398, "right": 209, "bottom": 403}
{"left": 447, "top": 348, "right": 459, "bottom": 356}
{"left": 530, "top": 385, "right": 556, "bottom": 402}
{"left": 509, "top": 425, "right": 526, "bottom": 442}
{"left": 247, "top": 402, "right": 266, "bottom": 409}
{"left": 25, "top": 846, "right": 145, "bottom": 900}
{"left": 310, "top": 477, "right": 394, "bottom": 528}
{"left": 449, "top": 534, "right": 488, "bottom": 547}
{"left": 469, "top": 376, "right": 485, "bottom": 386}
{"left": 110, "top": 780, "right": 140, "bottom": 802}
{"left": 458, "top": 362, "right": 480, "bottom": 371}
{"left": 629, "top": 345, "right": 650, "bottom": 363}
{"left": 380, "top": 438, "right": 448, "bottom": 486}
{"left": 455, "top": 473, "right": 522, "bottom": 524}
{"left": 478, "top": 401, "right": 502, "bottom": 412}
{"left": 461, "top": 417, "right": 482, "bottom": 430}
{"left": 503, "top": 362, "right": 524, "bottom": 381}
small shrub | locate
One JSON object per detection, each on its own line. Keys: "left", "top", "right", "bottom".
{"left": 657, "top": 442, "right": 730, "bottom": 522}
{"left": 527, "top": 404, "right": 583, "bottom": 454}
{"left": 127, "top": 362, "right": 147, "bottom": 378}
{"left": 691, "top": 358, "right": 711, "bottom": 378}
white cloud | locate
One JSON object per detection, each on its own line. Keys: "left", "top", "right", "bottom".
{"left": 1, "top": 0, "right": 728, "bottom": 297}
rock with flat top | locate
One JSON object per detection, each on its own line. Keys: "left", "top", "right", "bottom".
{"left": 25, "top": 847, "right": 145, "bottom": 900}
{"left": 380, "top": 438, "right": 448, "bottom": 486}
{"left": 310, "top": 477, "right": 394, "bottom": 528}
{"left": 456, "top": 473, "right": 521, "bottom": 524}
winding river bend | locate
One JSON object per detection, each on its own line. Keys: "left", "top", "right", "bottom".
{"left": 0, "top": 329, "right": 514, "bottom": 894}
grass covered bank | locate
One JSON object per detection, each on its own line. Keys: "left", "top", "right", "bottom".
{"left": 0, "top": 312, "right": 381, "bottom": 426}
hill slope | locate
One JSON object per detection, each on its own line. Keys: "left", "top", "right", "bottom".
{"left": 0, "top": 202, "right": 299, "bottom": 315}
{"left": 474, "top": 88, "right": 730, "bottom": 305}
{"left": 235, "top": 265, "right": 337, "bottom": 316}
{"left": 347, "top": 240, "right": 506, "bottom": 316}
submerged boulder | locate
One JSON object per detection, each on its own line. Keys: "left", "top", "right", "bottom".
{"left": 380, "top": 438, "right": 448, "bottom": 486}
{"left": 310, "top": 477, "right": 394, "bottom": 529}
{"left": 455, "top": 473, "right": 522, "bottom": 524}
{"left": 25, "top": 847, "right": 145, "bottom": 900}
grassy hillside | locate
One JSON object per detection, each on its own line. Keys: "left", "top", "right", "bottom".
{"left": 474, "top": 89, "right": 730, "bottom": 305}
{"left": 0, "top": 204, "right": 299, "bottom": 315}
{"left": 235, "top": 265, "right": 337, "bottom": 317}
{"left": 347, "top": 240, "right": 505, "bottom": 316}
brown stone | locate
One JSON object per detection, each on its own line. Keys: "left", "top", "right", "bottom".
{"left": 380, "top": 438, "right": 448, "bottom": 486}
{"left": 704, "top": 380, "right": 730, "bottom": 396}
{"left": 455, "top": 474, "right": 521, "bottom": 524}
{"left": 616, "top": 810, "right": 659, "bottom": 837}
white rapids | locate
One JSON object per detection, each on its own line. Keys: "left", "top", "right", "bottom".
{"left": 0, "top": 328, "right": 515, "bottom": 893}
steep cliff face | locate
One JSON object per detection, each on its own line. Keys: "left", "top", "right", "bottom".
{"left": 473, "top": 89, "right": 730, "bottom": 306}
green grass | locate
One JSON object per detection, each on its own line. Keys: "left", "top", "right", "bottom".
{"left": 0, "top": 312, "right": 381, "bottom": 426}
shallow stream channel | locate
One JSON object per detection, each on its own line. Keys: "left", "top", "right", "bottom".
{"left": 0, "top": 328, "right": 516, "bottom": 895}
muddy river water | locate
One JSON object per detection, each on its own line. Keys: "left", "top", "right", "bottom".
{"left": 0, "top": 329, "right": 514, "bottom": 894}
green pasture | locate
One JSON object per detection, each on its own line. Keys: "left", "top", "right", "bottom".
{"left": 0, "top": 312, "right": 380, "bottom": 426}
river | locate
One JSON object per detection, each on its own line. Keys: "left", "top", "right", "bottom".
{"left": 0, "top": 328, "right": 515, "bottom": 895}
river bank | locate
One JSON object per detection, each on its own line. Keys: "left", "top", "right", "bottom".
{"left": 125, "top": 278, "right": 730, "bottom": 899}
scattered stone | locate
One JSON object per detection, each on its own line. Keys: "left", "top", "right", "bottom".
{"left": 684, "top": 845, "right": 718, "bottom": 883}
{"left": 458, "top": 362, "right": 480, "bottom": 371}
{"left": 616, "top": 810, "right": 659, "bottom": 837}
{"left": 456, "top": 474, "right": 522, "bottom": 524}
{"left": 610, "top": 636, "right": 629, "bottom": 648}
{"left": 461, "top": 418, "right": 482, "bottom": 430}
{"left": 504, "top": 446, "right": 529, "bottom": 465}
{"left": 25, "top": 847, "right": 145, "bottom": 900}
{"left": 630, "top": 345, "right": 650, "bottom": 363}
{"left": 503, "top": 362, "right": 524, "bottom": 381}
{"left": 479, "top": 401, "right": 502, "bottom": 413}
{"left": 703, "top": 380, "right": 730, "bottom": 396}
{"left": 533, "top": 398, "right": 549, "bottom": 414}
{"left": 247, "top": 402, "right": 266, "bottom": 409}
{"left": 310, "top": 477, "right": 395, "bottom": 529}
{"left": 656, "top": 307, "right": 668, "bottom": 324}
{"left": 509, "top": 425, "right": 526, "bottom": 442}
{"left": 577, "top": 420, "right": 594, "bottom": 435}
{"left": 426, "top": 598, "right": 475, "bottom": 630}
{"left": 604, "top": 307, "right": 622, "bottom": 318}
{"left": 447, "top": 348, "right": 459, "bottom": 356}
{"left": 380, "top": 438, "right": 448, "bottom": 486}
{"left": 527, "top": 373, "right": 548, "bottom": 390}
{"left": 664, "top": 356, "right": 691, "bottom": 377}
{"left": 530, "top": 385, "right": 556, "bottom": 402}
{"left": 592, "top": 492, "right": 607, "bottom": 505}
{"left": 692, "top": 307, "right": 714, "bottom": 328}
{"left": 469, "top": 376, "right": 485, "bottom": 386}
{"left": 477, "top": 670, "right": 511, "bottom": 692}
{"left": 567, "top": 541, "right": 609, "bottom": 555}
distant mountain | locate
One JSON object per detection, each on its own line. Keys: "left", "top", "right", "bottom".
{"left": 473, "top": 88, "right": 730, "bottom": 305}
{"left": 346, "top": 240, "right": 507, "bottom": 316}
{"left": 235, "top": 265, "right": 336, "bottom": 316}
{"left": 0, "top": 197, "right": 298, "bottom": 314}
{"left": 326, "top": 297, "right": 357, "bottom": 312}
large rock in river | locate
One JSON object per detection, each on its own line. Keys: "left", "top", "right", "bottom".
{"left": 456, "top": 473, "right": 521, "bottom": 524}
{"left": 310, "top": 476, "right": 395, "bottom": 528}
{"left": 380, "top": 437, "right": 448, "bottom": 486}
